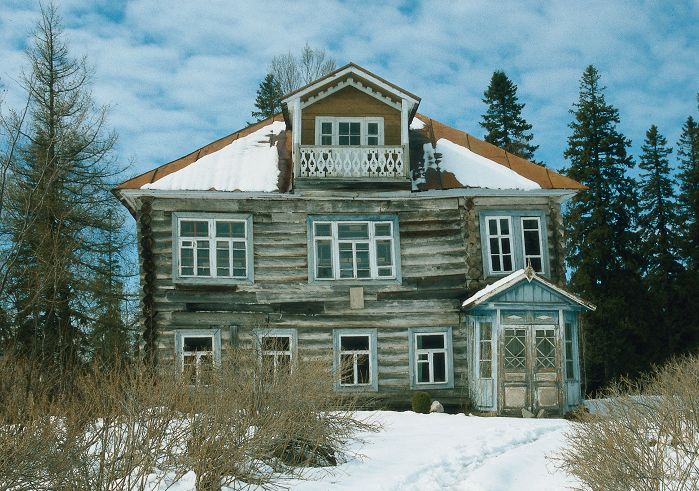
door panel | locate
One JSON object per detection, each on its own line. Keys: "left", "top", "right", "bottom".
{"left": 500, "top": 324, "right": 561, "bottom": 415}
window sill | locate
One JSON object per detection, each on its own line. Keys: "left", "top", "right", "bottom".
{"left": 334, "top": 384, "right": 379, "bottom": 392}
{"left": 411, "top": 381, "right": 454, "bottom": 390}
{"left": 309, "top": 278, "right": 401, "bottom": 286}
{"left": 173, "top": 276, "right": 253, "bottom": 286}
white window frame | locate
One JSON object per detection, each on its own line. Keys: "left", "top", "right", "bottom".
{"left": 485, "top": 216, "right": 514, "bottom": 274}
{"left": 408, "top": 327, "right": 454, "bottom": 389}
{"left": 478, "top": 321, "right": 493, "bottom": 380}
{"left": 172, "top": 213, "right": 253, "bottom": 284}
{"left": 314, "top": 117, "right": 385, "bottom": 146}
{"left": 311, "top": 219, "right": 397, "bottom": 281}
{"left": 333, "top": 329, "right": 378, "bottom": 391}
{"left": 480, "top": 211, "right": 549, "bottom": 277}
{"left": 520, "top": 216, "right": 544, "bottom": 273}
{"left": 255, "top": 329, "right": 297, "bottom": 376}
{"left": 175, "top": 329, "right": 221, "bottom": 385}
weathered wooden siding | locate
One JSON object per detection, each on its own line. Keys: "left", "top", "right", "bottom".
{"left": 300, "top": 86, "right": 401, "bottom": 145}
{"left": 139, "top": 193, "right": 566, "bottom": 408}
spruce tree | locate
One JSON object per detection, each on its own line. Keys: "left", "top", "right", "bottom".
{"left": 637, "top": 125, "right": 681, "bottom": 358}
{"left": 3, "top": 4, "right": 122, "bottom": 372}
{"left": 563, "top": 65, "right": 646, "bottom": 392}
{"left": 677, "top": 114, "right": 699, "bottom": 268}
{"left": 251, "top": 73, "right": 282, "bottom": 121}
{"left": 480, "top": 71, "right": 539, "bottom": 161}
{"left": 675, "top": 106, "right": 699, "bottom": 354}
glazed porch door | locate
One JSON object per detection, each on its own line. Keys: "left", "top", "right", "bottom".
{"left": 500, "top": 325, "right": 560, "bottom": 414}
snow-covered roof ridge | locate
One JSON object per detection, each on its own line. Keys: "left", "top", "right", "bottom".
{"left": 462, "top": 269, "right": 596, "bottom": 311}
{"left": 141, "top": 121, "right": 286, "bottom": 192}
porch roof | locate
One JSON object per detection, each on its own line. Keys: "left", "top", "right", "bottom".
{"left": 462, "top": 268, "right": 596, "bottom": 311}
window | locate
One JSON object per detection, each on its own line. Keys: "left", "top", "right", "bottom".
{"left": 521, "top": 217, "right": 543, "bottom": 272}
{"left": 315, "top": 117, "right": 384, "bottom": 146}
{"left": 479, "top": 322, "right": 493, "bottom": 379}
{"left": 256, "top": 329, "right": 296, "bottom": 377}
{"left": 565, "top": 322, "right": 576, "bottom": 381}
{"left": 173, "top": 213, "right": 253, "bottom": 283}
{"left": 480, "top": 211, "right": 548, "bottom": 276}
{"left": 409, "top": 328, "right": 454, "bottom": 388}
{"left": 175, "top": 329, "right": 221, "bottom": 385}
{"left": 486, "top": 217, "right": 513, "bottom": 273}
{"left": 333, "top": 329, "right": 378, "bottom": 390}
{"left": 309, "top": 217, "right": 399, "bottom": 281}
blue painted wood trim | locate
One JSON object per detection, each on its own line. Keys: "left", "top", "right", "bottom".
{"left": 408, "top": 326, "right": 455, "bottom": 390}
{"left": 332, "top": 328, "right": 379, "bottom": 392}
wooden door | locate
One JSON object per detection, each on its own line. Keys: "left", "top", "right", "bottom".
{"left": 500, "top": 325, "right": 560, "bottom": 415}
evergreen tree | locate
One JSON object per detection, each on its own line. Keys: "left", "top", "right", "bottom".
{"left": 675, "top": 103, "right": 699, "bottom": 354}
{"left": 637, "top": 125, "right": 681, "bottom": 357}
{"left": 3, "top": 4, "right": 122, "bottom": 372}
{"left": 563, "top": 65, "right": 646, "bottom": 392}
{"left": 251, "top": 73, "right": 282, "bottom": 121}
{"left": 480, "top": 71, "right": 539, "bottom": 161}
{"left": 677, "top": 114, "right": 699, "bottom": 268}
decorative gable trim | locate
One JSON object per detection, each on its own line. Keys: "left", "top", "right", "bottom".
{"left": 462, "top": 267, "right": 596, "bottom": 311}
{"left": 300, "top": 77, "right": 402, "bottom": 111}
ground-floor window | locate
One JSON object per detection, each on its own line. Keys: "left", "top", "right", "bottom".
{"left": 175, "top": 329, "right": 221, "bottom": 385}
{"left": 333, "top": 329, "right": 378, "bottom": 390}
{"left": 255, "top": 329, "right": 297, "bottom": 377}
{"left": 409, "top": 327, "right": 454, "bottom": 389}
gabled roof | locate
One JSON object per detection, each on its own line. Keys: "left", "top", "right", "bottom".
{"left": 462, "top": 268, "right": 596, "bottom": 311}
{"left": 281, "top": 62, "right": 421, "bottom": 105}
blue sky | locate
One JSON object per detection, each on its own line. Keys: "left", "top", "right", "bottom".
{"left": 1, "top": 0, "right": 697, "bottom": 180}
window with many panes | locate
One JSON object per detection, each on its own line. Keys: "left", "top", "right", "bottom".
{"left": 564, "top": 322, "right": 576, "bottom": 381}
{"left": 479, "top": 322, "right": 493, "bottom": 378}
{"left": 481, "top": 212, "right": 546, "bottom": 276}
{"left": 173, "top": 214, "right": 252, "bottom": 282}
{"left": 411, "top": 330, "right": 452, "bottom": 386}
{"left": 315, "top": 117, "right": 384, "bottom": 146}
{"left": 311, "top": 218, "right": 398, "bottom": 281}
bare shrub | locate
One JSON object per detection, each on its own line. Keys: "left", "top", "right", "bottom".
{"left": 558, "top": 354, "right": 699, "bottom": 490}
{"left": 0, "top": 349, "right": 377, "bottom": 490}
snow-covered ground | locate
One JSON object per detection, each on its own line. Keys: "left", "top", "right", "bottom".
{"left": 293, "top": 411, "right": 575, "bottom": 491}
{"left": 159, "top": 411, "right": 576, "bottom": 490}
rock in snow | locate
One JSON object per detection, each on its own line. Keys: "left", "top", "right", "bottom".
{"left": 430, "top": 400, "right": 444, "bottom": 413}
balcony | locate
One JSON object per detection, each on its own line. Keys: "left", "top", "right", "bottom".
{"left": 298, "top": 145, "right": 406, "bottom": 178}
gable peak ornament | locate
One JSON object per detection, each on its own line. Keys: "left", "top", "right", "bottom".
{"left": 524, "top": 261, "right": 536, "bottom": 282}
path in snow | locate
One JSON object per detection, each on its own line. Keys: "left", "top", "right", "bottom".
{"left": 296, "top": 411, "right": 577, "bottom": 491}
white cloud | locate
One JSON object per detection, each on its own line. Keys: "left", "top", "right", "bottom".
{"left": 0, "top": 0, "right": 696, "bottom": 178}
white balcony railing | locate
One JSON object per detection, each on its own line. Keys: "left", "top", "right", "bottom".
{"left": 298, "top": 145, "right": 405, "bottom": 178}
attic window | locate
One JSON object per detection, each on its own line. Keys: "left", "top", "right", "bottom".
{"left": 315, "top": 117, "right": 384, "bottom": 146}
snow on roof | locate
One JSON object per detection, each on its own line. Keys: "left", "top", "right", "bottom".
{"left": 428, "top": 139, "right": 541, "bottom": 190}
{"left": 141, "top": 121, "right": 286, "bottom": 192}
{"left": 463, "top": 270, "right": 527, "bottom": 307}
{"left": 409, "top": 117, "right": 425, "bottom": 130}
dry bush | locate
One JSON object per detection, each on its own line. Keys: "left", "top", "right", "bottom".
{"left": 558, "top": 354, "right": 699, "bottom": 490}
{"left": 0, "top": 349, "right": 377, "bottom": 490}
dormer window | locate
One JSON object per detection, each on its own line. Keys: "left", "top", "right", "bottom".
{"left": 315, "top": 117, "right": 384, "bottom": 146}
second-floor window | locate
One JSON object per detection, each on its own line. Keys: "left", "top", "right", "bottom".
{"left": 173, "top": 213, "right": 253, "bottom": 282}
{"left": 481, "top": 212, "right": 547, "bottom": 276}
{"left": 315, "top": 117, "right": 384, "bottom": 146}
{"left": 309, "top": 217, "right": 399, "bottom": 281}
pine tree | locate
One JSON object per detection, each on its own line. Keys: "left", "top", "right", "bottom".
{"left": 563, "top": 65, "right": 646, "bottom": 392}
{"left": 3, "top": 4, "right": 122, "bottom": 372}
{"left": 637, "top": 125, "right": 681, "bottom": 358}
{"left": 480, "top": 71, "right": 539, "bottom": 161}
{"left": 251, "top": 73, "right": 282, "bottom": 121}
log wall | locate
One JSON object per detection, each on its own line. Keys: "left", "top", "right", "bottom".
{"left": 139, "top": 193, "right": 565, "bottom": 408}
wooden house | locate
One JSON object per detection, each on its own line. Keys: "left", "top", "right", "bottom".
{"left": 114, "top": 63, "right": 594, "bottom": 416}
